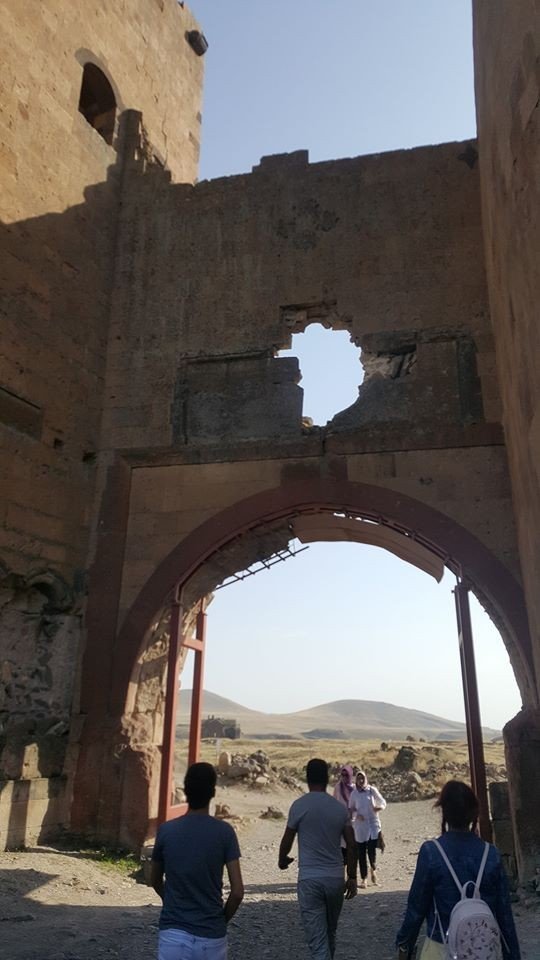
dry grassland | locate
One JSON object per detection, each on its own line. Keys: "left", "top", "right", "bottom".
{"left": 176, "top": 737, "right": 505, "bottom": 785}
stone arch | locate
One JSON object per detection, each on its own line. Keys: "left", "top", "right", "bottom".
{"left": 114, "top": 479, "right": 534, "bottom": 711}
{"left": 74, "top": 478, "right": 535, "bottom": 849}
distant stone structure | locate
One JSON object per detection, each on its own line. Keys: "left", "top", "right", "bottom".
{"left": 0, "top": 0, "right": 539, "bottom": 886}
{"left": 201, "top": 716, "right": 241, "bottom": 740}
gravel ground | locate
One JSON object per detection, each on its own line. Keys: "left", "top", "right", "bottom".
{"left": 1, "top": 797, "right": 539, "bottom": 960}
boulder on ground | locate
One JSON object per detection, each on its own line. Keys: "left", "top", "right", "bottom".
{"left": 218, "top": 751, "right": 231, "bottom": 775}
{"left": 251, "top": 775, "right": 270, "bottom": 789}
{"left": 259, "top": 806, "right": 285, "bottom": 820}
{"left": 394, "top": 746, "right": 418, "bottom": 772}
{"left": 228, "top": 762, "right": 252, "bottom": 779}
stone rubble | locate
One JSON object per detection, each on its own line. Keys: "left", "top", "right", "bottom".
{"left": 216, "top": 748, "right": 507, "bottom": 804}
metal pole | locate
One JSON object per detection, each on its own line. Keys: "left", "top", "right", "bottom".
{"left": 158, "top": 596, "right": 183, "bottom": 824}
{"left": 188, "top": 600, "right": 206, "bottom": 767}
{"left": 454, "top": 580, "right": 492, "bottom": 841}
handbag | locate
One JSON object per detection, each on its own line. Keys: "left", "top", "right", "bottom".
{"left": 377, "top": 830, "right": 385, "bottom": 852}
{"left": 419, "top": 938, "right": 445, "bottom": 959}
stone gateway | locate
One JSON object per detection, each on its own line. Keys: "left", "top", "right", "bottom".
{"left": 0, "top": 0, "right": 539, "bottom": 886}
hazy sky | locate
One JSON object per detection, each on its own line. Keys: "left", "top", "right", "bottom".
{"left": 181, "top": 1, "right": 522, "bottom": 729}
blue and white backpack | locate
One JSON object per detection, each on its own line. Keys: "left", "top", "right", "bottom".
{"left": 431, "top": 839, "right": 504, "bottom": 960}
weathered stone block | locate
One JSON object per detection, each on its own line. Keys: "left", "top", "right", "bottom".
{"left": 489, "top": 780, "right": 511, "bottom": 821}
{"left": 172, "top": 355, "right": 303, "bottom": 443}
{"left": 504, "top": 708, "right": 540, "bottom": 883}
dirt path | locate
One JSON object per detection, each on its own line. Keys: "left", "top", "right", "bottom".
{"left": 1, "top": 796, "right": 538, "bottom": 960}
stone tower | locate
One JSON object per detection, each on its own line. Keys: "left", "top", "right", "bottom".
{"left": 0, "top": 0, "right": 204, "bottom": 845}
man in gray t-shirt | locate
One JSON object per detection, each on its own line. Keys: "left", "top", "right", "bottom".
{"left": 278, "top": 758, "right": 357, "bottom": 960}
{"left": 151, "top": 762, "right": 244, "bottom": 960}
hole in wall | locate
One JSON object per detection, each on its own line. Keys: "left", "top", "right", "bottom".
{"left": 78, "top": 63, "right": 116, "bottom": 145}
{"left": 278, "top": 324, "right": 363, "bottom": 426}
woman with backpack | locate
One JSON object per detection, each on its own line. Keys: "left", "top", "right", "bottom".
{"left": 395, "top": 780, "right": 521, "bottom": 959}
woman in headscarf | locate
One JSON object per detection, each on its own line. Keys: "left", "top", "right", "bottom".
{"left": 349, "top": 769, "right": 386, "bottom": 888}
{"left": 333, "top": 765, "right": 355, "bottom": 864}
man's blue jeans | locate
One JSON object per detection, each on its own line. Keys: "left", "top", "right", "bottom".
{"left": 158, "top": 929, "right": 227, "bottom": 960}
{"left": 297, "top": 878, "right": 345, "bottom": 960}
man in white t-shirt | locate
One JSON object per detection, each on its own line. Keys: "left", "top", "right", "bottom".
{"left": 278, "top": 758, "right": 357, "bottom": 960}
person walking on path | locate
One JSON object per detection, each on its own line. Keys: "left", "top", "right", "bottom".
{"left": 349, "top": 768, "right": 386, "bottom": 888}
{"left": 150, "top": 762, "right": 244, "bottom": 960}
{"left": 395, "top": 780, "right": 521, "bottom": 959}
{"left": 278, "top": 757, "right": 357, "bottom": 960}
{"left": 332, "top": 764, "right": 355, "bottom": 865}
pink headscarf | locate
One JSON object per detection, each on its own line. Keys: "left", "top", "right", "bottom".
{"left": 337, "top": 765, "right": 354, "bottom": 803}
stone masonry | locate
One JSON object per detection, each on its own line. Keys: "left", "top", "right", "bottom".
{"left": 0, "top": 0, "right": 539, "bottom": 883}
{"left": 0, "top": 0, "right": 203, "bottom": 848}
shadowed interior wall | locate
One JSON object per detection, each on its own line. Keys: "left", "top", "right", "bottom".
{"left": 473, "top": 0, "right": 540, "bottom": 881}
{"left": 473, "top": 0, "right": 540, "bottom": 686}
{"left": 0, "top": 0, "right": 203, "bottom": 848}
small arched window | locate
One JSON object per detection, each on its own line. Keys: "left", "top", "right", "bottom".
{"left": 78, "top": 63, "right": 116, "bottom": 145}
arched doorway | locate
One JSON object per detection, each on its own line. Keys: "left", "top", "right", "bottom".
{"left": 72, "top": 478, "right": 535, "bottom": 850}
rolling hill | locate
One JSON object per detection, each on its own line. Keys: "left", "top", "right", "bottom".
{"left": 177, "top": 690, "right": 500, "bottom": 741}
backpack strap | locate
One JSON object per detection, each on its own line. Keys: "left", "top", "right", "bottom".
{"left": 432, "top": 839, "right": 491, "bottom": 901}
{"left": 430, "top": 840, "right": 463, "bottom": 945}
{"left": 432, "top": 839, "right": 465, "bottom": 897}
{"left": 473, "top": 841, "right": 490, "bottom": 898}
{"left": 431, "top": 899, "right": 446, "bottom": 943}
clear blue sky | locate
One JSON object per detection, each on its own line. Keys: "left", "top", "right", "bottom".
{"left": 190, "top": 0, "right": 477, "bottom": 181}
{"left": 181, "top": 1, "right": 522, "bottom": 730}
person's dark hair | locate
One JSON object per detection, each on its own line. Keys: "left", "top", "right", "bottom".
{"left": 306, "top": 758, "right": 329, "bottom": 788}
{"left": 435, "top": 780, "right": 479, "bottom": 833}
{"left": 184, "top": 762, "right": 217, "bottom": 810}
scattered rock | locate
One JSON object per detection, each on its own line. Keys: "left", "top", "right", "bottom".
{"left": 259, "top": 806, "right": 285, "bottom": 820}
{"left": 394, "top": 746, "right": 418, "bottom": 772}
{"left": 228, "top": 762, "right": 253, "bottom": 779}
{"left": 251, "top": 775, "right": 270, "bottom": 789}
{"left": 217, "top": 751, "right": 231, "bottom": 775}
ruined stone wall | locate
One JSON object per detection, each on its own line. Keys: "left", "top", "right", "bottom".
{"left": 69, "top": 137, "right": 535, "bottom": 848}
{"left": 102, "top": 141, "right": 501, "bottom": 452}
{"left": 0, "top": 0, "right": 203, "bottom": 845}
{"left": 473, "top": 0, "right": 540, "bottom": 690}
{"left": 98, "top": 139, "right": 520, "bottom": 625}
{"left": 65, "top": 139, "right": 518, "bottom": 846}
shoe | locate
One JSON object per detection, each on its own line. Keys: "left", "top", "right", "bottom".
{"left": 359, "top": 879, "right": 367, "bottom": 889}
{"left": 370, "top": 869, "right": 379, "bottom": 885}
